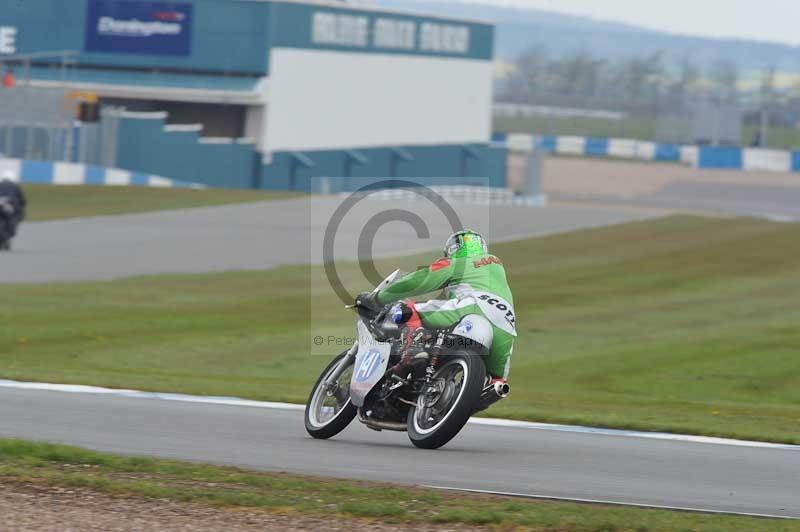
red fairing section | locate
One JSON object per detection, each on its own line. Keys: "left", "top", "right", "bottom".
{"left": 429, "top": 258, "right": 451, "bottom": 272}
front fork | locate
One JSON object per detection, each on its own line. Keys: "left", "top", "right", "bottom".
{"left": 323, "top": 343, "right": 358, "bottom": 391}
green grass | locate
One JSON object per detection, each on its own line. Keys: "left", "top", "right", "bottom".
{"left": 22, "top": 184, "right": 300, "bottom": 221}
{"left": 494, "top": 116, "right": 800, "bottom": 150}
{"left": 1, "top": 216, "right": 799, "bottom": 443}
{"left": 0, "top": 439, "right": 795, "bottom": 531}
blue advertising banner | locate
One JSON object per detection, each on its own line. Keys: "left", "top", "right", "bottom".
{"left": 85, "top": 0, "right": 193, "bottom": 56}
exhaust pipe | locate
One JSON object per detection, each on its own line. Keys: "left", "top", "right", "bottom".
{"left": 475, "top": 381, "right": 510, "bottom": 412}
{"left": 358, "top": 410, "right": 407, "bottom": 432}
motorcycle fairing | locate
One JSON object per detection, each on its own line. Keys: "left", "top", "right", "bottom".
{"left": 350, "top": 320, "right": 392, "bottom": 407}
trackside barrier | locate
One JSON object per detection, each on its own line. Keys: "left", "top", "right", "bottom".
{"left": 492, "top": 133, "right": 800, "bottom": 173}
{"left": 0, "top": 157, "right": 204, "bottom": 188}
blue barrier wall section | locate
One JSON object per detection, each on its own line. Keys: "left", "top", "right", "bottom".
{"left": 655, "top": 143, "right": 681, "bottom": 162}
{"left": 584, "top": 137, "right": 608, "bottom": 157}
{"left": 792, "top": 152, "right": 800, "bottom": 172}
{"left": 697, "top": 146, "right": 743, "bottom": 169}
{"left": 20, "top": 160, "right": 55, "bottom": 183}
{"left": 537, "top": 136, "right": 557, "bottom": 152}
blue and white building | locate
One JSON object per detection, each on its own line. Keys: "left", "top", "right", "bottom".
{"left": 1, "top": 0, "right": 502, "bottom": 189}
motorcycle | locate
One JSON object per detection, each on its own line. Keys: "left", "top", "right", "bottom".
{"left": 304, "top": 270, "right": 510, "bottom": 449}
{"left": 0, "top": 197, "right": 18, "bottom": 251}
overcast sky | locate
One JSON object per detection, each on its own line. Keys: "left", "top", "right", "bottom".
{"left": 460, "top": 0, "right": 800, "bottom": 45}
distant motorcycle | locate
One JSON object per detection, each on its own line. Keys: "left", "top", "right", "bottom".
{"left": 305, "top": 270, "right": 510, "bottom": 449}
{"left": 0, "top": 196, "right": 19, "bottom": 251}
{"left": 0, "top": 178, "right": 25, "bottom": 251}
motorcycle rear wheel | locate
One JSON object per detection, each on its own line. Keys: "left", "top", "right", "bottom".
{"left": 305, "top": 351, "right": 357, "bottom": 439}
{"left": 407, "top": 351, "right": 485, "bottom": 449}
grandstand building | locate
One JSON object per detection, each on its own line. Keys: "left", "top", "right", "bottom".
{"left": 1, "top": 0, "right": 502, "bottom": 189}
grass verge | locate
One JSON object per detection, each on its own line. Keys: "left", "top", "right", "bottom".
{"left": 1, "top": 215, "right": 799, "bottom": 443}
{"left": 22, "top": 184, "right": 300, "bottom": 221}
{"left": 0, "top": 439, "right": 795, "bottom": 531}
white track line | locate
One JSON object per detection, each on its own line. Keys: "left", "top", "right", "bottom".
{"left": 1, "top": 379, "right": 798, "bottom": 451}
{"left": 424, "top": 486, "right": 799, "bottom": 520}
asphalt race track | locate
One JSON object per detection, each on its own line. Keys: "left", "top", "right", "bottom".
{"left": 1, "top": 196, "right": 666, "bottom": 283}
{"left": 0, "top": 386, "right": 798, "bottom": 519}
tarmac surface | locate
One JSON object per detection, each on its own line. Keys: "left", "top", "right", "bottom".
{"left": 1, "top": 196, "right": 666, "bottom": 283}
{"left": 542, "top": 157, "right": 800, "bottom": 221}
{"left": 0, "top": 387, "right": 797, "bottom": 519}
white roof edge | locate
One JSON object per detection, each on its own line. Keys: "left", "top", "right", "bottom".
{"left": 27, "top": 79, "right": 268, "bottom": 106}
{"left": 115, "top": 111, "right": 168, "bottom": 120}
{"left": 237, "top": 0, "right": 493, "bottom": 25}
{"left": 271, "top": 138, "right": 490, "bottom": 152}
{"left": 165, "top": 124, "right": 204, "bottom": 132}
{"left": 198, "top": 137, "right": 235, "bottom": 144}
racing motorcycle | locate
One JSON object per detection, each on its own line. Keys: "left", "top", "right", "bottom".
{"left": 304, "top": 270, "right": 510, "bottom": 449}
{"left": 0, "top": 196, "right": 18, "bottom": 251}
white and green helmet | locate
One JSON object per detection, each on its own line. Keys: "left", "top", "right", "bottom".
{"left": 444, "top": 230, "right": 488, "bottom": 259}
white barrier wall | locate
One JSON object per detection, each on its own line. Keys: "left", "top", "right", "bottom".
{"left": 506, "top": 133, "right": 536, "bottom": 151}
{"left": 0, "top": 157, "right": 202, "bottom": 188}
{"left": 680, "top": 146, "right": 699, "bottom": 167}
{"left": 635, "top": 141, "right": 656, "bottom": 160}
{"left": 555, "top": 136, "right": 586, "bottom": 155}
{"left": 265, "top": 49, "right": 493, "bottom": 152}
{"left": 0, "top": 157, "right": 21, "bottom": 178}
{"left": 608, "top": 138, "right": 637, "bottom": 159}
{"left": 743, "top": 148, "right": 792, "bottom": 173}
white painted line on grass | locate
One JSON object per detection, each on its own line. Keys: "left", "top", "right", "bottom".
{"left": 424, "top": 486, "right": 799, "bottom": 520}
{"left": 0, "top": 379, "right": 797, "bottom": 451}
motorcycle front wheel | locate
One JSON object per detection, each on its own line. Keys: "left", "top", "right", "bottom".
{"left": 304, "top": 351, "right": 357, "bottom": 439}
{"left": 407, "top": 351, "right": 486, "bottom": 449}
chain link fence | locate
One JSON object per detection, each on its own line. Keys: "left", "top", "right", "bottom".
{"left": 0, "top": 51, "right": 77, "bottom": 161}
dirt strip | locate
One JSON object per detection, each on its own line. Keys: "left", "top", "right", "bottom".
{"left": 0, "top": 484, "right": 485, "bottom": 532}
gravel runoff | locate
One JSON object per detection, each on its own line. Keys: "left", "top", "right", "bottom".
{"left": 0, "top": 484, "right": 485, "bottom": 532}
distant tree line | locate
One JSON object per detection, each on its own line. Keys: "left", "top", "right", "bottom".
{"left": 500, "top": 46, "right": 748, "bottom": 114}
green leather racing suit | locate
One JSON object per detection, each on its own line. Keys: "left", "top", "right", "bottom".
{"left": 375, "top": 254, "right": 516, "bottom": 379}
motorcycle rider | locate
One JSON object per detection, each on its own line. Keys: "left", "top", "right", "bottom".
{"left": 359, "top": 230, "right": 515, "bottom": 385}
{"left": 0, "top": 172, "right": 26, "bottom": 250}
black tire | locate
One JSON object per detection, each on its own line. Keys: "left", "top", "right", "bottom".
{"left": 304, "top": 351, "right": 357, "bottom": 440}
{"left": 407, "top": 351, "right": 486, "bottom": 449}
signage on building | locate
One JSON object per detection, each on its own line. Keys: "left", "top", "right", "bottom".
{"left": 85, "top": 0, "right": 193, "bottom": 56}
{"left": 311, "top": 11, "right": 470, "bottom": 55}
{"left": 0, "top": 26, "right": 17, "bottom": 55}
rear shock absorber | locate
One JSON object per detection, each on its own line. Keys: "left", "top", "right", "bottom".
{"left": 425, "top": 334, "right": 444, "bottom": 383}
